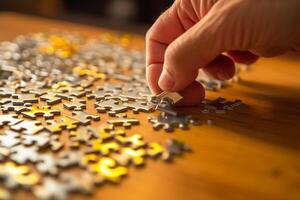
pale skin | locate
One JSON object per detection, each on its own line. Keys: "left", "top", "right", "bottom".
{"left": 146, "top": 0, "right": 300, "bottom": 105}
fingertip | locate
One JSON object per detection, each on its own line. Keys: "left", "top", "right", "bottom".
{"left": 146, "top": 64, "right": 163, "bottom": 94}
{"left": 175, "top": 81, "right": 205, "bottom": 106}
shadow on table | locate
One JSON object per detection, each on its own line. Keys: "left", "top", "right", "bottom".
{"left": 214, "top": 80, "right": 300, "bottom": 151}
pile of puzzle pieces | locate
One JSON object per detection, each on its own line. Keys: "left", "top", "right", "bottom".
{"left": 0, "top": 32, "right": 243, "bottom": 200}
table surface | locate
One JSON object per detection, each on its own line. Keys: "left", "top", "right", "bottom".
{"left": 0, "top": 12, "right": 300, "bottom": 200}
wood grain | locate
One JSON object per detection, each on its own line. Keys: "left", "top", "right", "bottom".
{"left": 0, "top": 12, "right": 299, "bottom": 200}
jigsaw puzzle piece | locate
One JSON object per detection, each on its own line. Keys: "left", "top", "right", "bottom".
{"left": 22, "top": 106, "right": 60, "bottom": 119}
{"left": 10, "top": 120, "right": 43, "bottom": 135}
{"left": 89, "top": 157, "right": 127, "bottom": 183}
{"left": 69, "top": 111, "right": 100, "bottom": 125}
{"left": 107, "top": 118, "right": 139, "bottom": 129}
{"left": 0, "top": 114, "right": 22, "bottom": 127}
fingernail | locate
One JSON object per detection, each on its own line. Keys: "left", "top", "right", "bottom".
{"left": 159, "top": 69, "right": 175, "bottom": 91}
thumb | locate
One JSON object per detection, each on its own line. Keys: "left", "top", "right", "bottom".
{"left": 159, "top": 2, "right": 235, "bottom": 92}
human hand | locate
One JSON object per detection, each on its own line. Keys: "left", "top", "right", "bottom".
{"left": 146, "top": 0, "right": 300, "bottom": 105}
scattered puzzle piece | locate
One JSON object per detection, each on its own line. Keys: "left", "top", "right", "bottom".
{"left": 22, "top": 130, "right": 50, "bottom": 148}
{"left": 36, "top": 153, "right": 59, "bottom": 175}
{"left": 63, "top": 98, "right": 86, "bottom": 111}
{"left": 89, "top": 157, "right": 127, "bottom": 183}
{"left": 22, "top": 106, "right": 60, "bottom": 119}
{"left": 69, "top": 111, "right": 100, "bottom": 125}
{"left": 0, "top": 162, "right": 40, "bottom": 189}
{"left": 10, "top": 145, "right": 40, "bottom": 164}
{"left": 0, "top": 114, "right": 22, "bottom": 127}
{"left": 0, "top": 130, "right": 21, "bottom": 148}
{"left": 107, "top": 118, "right": 139, "bottom": 129}
{"left": 0, "top": 102, "right": 31, "bottom": 113}
{"left": 40, "top": 93, "right": 62, "bottom": 105}
{"left": 115, "top": 134, "right": 146, "bottom": 149}
{"left": 10, "top": 120, "right": 43, "bottom": 135}
{"left": 12, "top": 93, "right": 38, "bottom": 105}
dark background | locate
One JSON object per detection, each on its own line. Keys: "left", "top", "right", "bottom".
{"left": 0, "top": 0, "right": 174, "bottom": 34}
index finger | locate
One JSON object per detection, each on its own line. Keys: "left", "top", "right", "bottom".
{"left": 146, "top": 2, "right": 186, "bottom": 94}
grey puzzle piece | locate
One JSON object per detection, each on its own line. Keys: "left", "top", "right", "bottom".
{"left": 87, "top": 89, "right": 111, "bottom": 100}
{"left": 61, "top": 172, "right": 95, "bottom": 195}
{"left": 0, "top": 130, "right": 21, "bottom": 148}
{"left": 1, "top": 102, "right": 31, "bottom": 113}
{"left": 12, "top": 93, "right": 38, "bottom": 105}
{"left": 10, "top": 145, "right": 39, "bottom": 164}
{"left": 95, "top": 99, "right": 128, "bottom": 114}
{"left": 10, "top": 120, "right": 44, "bottom": 135}
{"left": 63, "top": 98, "right": 86, "bottom": 111}
{"left": 57, "top": 151, "right": 83, "bottom": 168}
{"left": 40, "top": 93, "right": 62, "bottom": 105}
{"left": 162, "top": 139, "right": 191, "bottom": 161}
{"left": 148, "top": 113, "right": 200, "bottom": 132}
{"left": 125, "top": 100, "right": 153, "bottom": 114}
{"left": 69, "top": 111, "right": 100, "bottom": 125}
{"left": 22, "top": 130, "right": 50, "bottom": 148}
{"left": 36, "top": 153, "right": 59, "bottom": 175}
{"left": 0, "top": 87, "right": 15, "bottom": 97}
{"left": 34, "top": 177, "right": 69, "bottom": 200}
{"left": 107, "top": 117, "right": 139, "bottom": 129}
{"left": 0, "top": 114, "right": 23, "bottom": 127}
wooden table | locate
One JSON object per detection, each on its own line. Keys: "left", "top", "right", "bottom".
{"left": 0, "top": 12, "right": 299, "bottom": 200}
